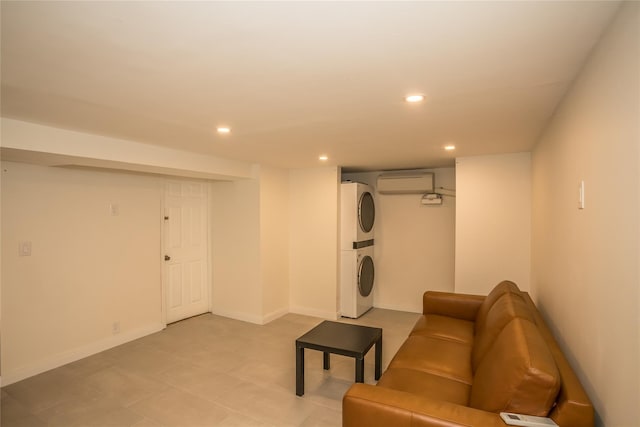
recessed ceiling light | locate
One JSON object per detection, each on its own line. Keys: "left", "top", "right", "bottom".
{"left": 405, "top": 94, "right": 425, "bottom": 103}
{"left": 319, "top": 155, "right": 329, "bottom": 161}
{"left": 217, "top": 127, "right": 231, "bottom": 134}
{"left": 444, "top": 145, "right": 456, "bottom": 151}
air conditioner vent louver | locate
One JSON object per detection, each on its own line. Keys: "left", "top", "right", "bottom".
{"left": 377, "top": 172, "right": 434, "bottom": 194}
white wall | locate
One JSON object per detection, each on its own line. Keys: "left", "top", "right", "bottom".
{"left": 210, "top": 176, "right": 262, "bottom": 324}
{"left": 210, "top": 165, "right": 290, "bottom": 325}
{"left": 455, "top": 153, "right": 531, "bottom": 294}
{"left": 259, "top": 166, "right": 290, "bottom": 322}
{"left": 0, "top": 158, "right": 2, "bottom": 381}
{"left": 343, "top": 168, "right": 456, "bottom": 313}
{"left": 1, "top": 118, "right": 254, "bottom": 180}
{"left": 531, "top": 3, "right": 639, "bottom": 426}
{"left": 1, "top": 162, "right": 164, "bottom": 385}
{"left": 289, "top": 167, "right": 340, "bottom": 319}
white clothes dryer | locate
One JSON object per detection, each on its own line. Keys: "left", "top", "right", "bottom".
{"left": 340, "top": 244, "right": 375, "bottom": 318}
{"left": 341, "top": 182, "right": 375, "bottom": 250}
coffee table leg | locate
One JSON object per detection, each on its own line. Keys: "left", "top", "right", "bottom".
{"left": 355, "top": 357, "right": 364, "bottom": 383}
{"left": 375, "top": 335, "right": 382, "bottom": 380}
{"left": 296, "top": 345, "right": 304, "bottom": 396}
{"left": 323, "top": 352, "right": 330, "bottom": 370}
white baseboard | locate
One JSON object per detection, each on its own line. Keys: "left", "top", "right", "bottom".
{"left": 262, "top": 307, "right": 289, "bottom": 324}
{"left": 211, "top": 307, "right": 264, "bottom": 325}
{"left": 211, "top": 306, "right": 289, "bottom": 325}
{"left": 371, "top": 301, "right": 421, "bottom": 314}
{"left": 289, "top": 305, "right": 339, "bottom": 320}
{"left": 2, "top": 323, "right": 164, "bottom": 386}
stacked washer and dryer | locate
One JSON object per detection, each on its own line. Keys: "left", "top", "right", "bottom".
{"left": 340, "top": 182, "right": 376, "bottom": 318}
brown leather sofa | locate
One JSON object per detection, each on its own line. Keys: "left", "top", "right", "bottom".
{"left": 343, "top": 281, "right": 594, "bottom": 427}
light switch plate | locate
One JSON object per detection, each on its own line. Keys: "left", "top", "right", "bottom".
{"left": 19, "top": 241, "right": 32, "bottom": 256}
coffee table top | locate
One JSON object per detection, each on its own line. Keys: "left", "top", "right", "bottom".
{"left": 296, "top": 321, "right": 382, "bottom": 358}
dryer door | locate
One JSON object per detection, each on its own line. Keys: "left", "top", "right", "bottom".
{"left": 358, "top": 191, "right": 375, "bottom": 233}
{"left": 357, "top": 255, "right": 375, "bottom": 297}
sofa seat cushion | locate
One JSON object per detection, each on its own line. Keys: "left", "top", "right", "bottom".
{"left": 388, "top": 335, "right": 473, "bottom": 384}
{"left": 411, "top": 314, "right": 475, "bottom": 344}
{"left": 377, "top": 367, "right": 470, "bottom": 406}
{"left": 470, "top": 318, "right": 561, "bottom": 416}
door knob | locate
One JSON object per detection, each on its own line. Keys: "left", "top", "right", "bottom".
{"left": 164, "top": 255, "right": 171, "bottom": 261}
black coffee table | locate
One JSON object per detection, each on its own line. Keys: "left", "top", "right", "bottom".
{"left": 295, "top": 320, "right": 382, "bottom": 396}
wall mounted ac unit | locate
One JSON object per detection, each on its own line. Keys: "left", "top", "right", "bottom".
{"left": 377, "top": 172, "right": 434, "bottom": 194}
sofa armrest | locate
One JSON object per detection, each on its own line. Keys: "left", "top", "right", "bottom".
{"left": 423, "top": 291, "right": 485, "bottom": 321}
{"left": 343, "top": 384, "right": 505, "bottom": 427}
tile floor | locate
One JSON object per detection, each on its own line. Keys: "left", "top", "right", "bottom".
{"left": 1, "top": 308, "right": 420, "bottom": 427}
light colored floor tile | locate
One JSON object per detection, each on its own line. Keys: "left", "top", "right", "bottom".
{"left": 59, "top": 352, "right": 118, "bottom": 378}
{"left": 84, "top": 367, "right": 170, "bottom": 406}
{"left": 131, "top": 417, "right": 167, "bottom": 427}
{"left": 37, "top": 390, "right": 143, "bottom": 427}
{"left": 111, "top": 344, "right": 184, "bottom": 377}
{"left": 304, "top": 377, "right": 353, "bottom": 411}
{"left": 213, "top": 413, "right": 271, "bottom": 426}
{"left": 1, "top": 309, "right": 419, "bottom": 427}
{"left": 101, "top": 339, "right": 148, "bottom": 360}
{"left": 128, "top": 387, "right": 230, "bottom": 426}
{"left": 227, "top": 359, "right": 291, "bottom": 389}
{"left": 2, "top": 369, "right": 93, "bottom": 413}
{"left": 162, "top": 369, "right": 253, "bottom": 403}
{"left": 195, "top": 348, "right": 254, "bottom": 373}
{"left": 214, "top": 382, "right": 318, "bottom": 426}
{"left": 0, "top": 394, "right": 48, "bottom": 427}
{"left": 300, "top": 405, "right": 343, "bottom": 427}
{"left": 154, "top": 361, "right": 220, "bottom": 388}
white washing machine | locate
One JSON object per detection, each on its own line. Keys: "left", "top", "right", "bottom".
{"left": 340, "top": 245, "right": 375, "bottom": 318}
{"left": 341, "top": 182, "right": 375, "bottom": 250}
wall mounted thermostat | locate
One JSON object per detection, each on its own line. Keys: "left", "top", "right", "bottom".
{"left": 500, "top": 412, "right": 558, "bottom": 427}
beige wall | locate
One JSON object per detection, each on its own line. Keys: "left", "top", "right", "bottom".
{"left": 1, "top": 162, "right": 164, "bottom": 385}
{"left": 455, "top": 153, "right": 532, "bottom": 294}
{"left": 210, "top": 165, "right": 291, "bottom": 324}
{"left": 531, "top": 3, "right": 639, "bottom": 426}
{"left": 1, "top": 118, "right": 253, "bottom": 180}
{"left": 289, "top": 167, "right": 340, "bottom": 319}
{"left": 259, "top": 166, "right": 290, "bottom": 322}
{"left": 342, "top": 168, "right": 456, "bottom": 313}
{"left": 0, "top": 156, "right": 2, "bottom": 379}
{"left": 210, "top": 177, "right": 262, "bottom": 323}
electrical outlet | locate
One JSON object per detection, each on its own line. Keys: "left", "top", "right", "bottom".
{"left": 112, "top": 321, "right": 121, "bottom": 334}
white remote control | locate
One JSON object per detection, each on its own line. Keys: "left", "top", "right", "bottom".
{"left": 500, "top": 412, "right": 558, "bottom": 427}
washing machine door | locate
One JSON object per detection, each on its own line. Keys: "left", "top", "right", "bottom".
{"left": 357, "top": 255, "right": 374, "bottom": 297}
{"left": 358, "top": 191, "right": 375, "bottom": 233}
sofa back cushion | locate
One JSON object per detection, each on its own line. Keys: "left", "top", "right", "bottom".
{"left": 474, "top": 280, "right": 520, "bottom": 332}
{"left": 472, "top": 291, "right": 535, "bottom": 370}
{"left": 470, "top": 318, "right": 561, "bottom": 416}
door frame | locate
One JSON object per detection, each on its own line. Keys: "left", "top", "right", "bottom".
{"left": 160, "top": 178, "right": 212, "bottom": 327}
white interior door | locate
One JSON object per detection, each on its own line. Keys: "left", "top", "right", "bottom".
{"left": 163, "top": 180, "right": 209, "bottom": 324}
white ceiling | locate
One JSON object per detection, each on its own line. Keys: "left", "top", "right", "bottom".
{"left": 1, "top": 1, "right": 620, "bottom": 171}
